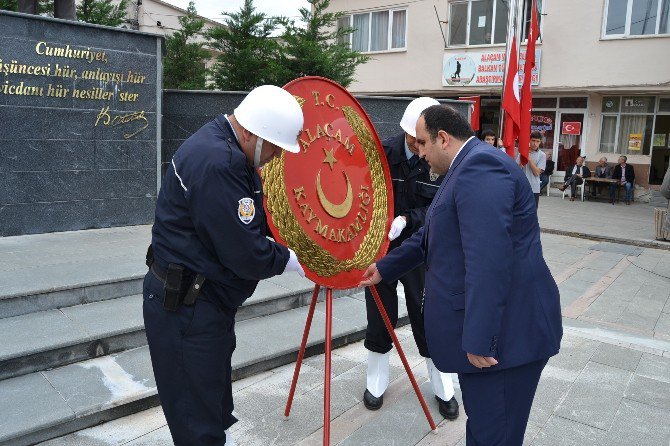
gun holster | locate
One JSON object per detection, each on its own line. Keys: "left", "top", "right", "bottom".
{"left": 163, "top": 264, "right": 184, "bottom": 312}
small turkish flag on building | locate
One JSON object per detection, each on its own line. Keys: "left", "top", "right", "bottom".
{"left": 562, "top": 122, "right": 581, "bottom": 135}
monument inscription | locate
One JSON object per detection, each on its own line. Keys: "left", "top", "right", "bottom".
{"left": 0, "top": 11, "right": 162, "bottom": 236}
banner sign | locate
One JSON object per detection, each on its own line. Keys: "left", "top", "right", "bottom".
{"left": 263, "top": 77, "right": 394, "bottom": 289}
{"left": 442, "top": 49, "right": 541, "bottom": 87}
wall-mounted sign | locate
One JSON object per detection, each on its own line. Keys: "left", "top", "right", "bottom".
{"left": 442, "top": 49, "right": 541, "bottom": 87}
{"left": 628, "top": 133, "right": 642, "bottom": 151}
{"left": 562, "top": 122, "right": 581, "bottom": 135}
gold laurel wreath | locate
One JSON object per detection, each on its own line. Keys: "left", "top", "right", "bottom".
{"left": 264, "top": 100, "right": 388, "bottom": 277}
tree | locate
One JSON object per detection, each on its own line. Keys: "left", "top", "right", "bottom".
{"left": 0, "top": 0, "right": 18, "bottom": 11}
{"left": 76, "top": 0, "right": 128, "bottom": 27}
{"left": 277, "top": 0, "right": 369, "bottom": 87}
{"left": 163, "top": 1, "right": 210, "bottom": 90}
{"left": 207, "top": 0, "right": 289, "bottom": 90}
{"left": 0, "top": 0, "right": 55, "bottom": 15}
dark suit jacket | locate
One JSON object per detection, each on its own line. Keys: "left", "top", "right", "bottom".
{"left": 611, "top": 164, "right": 635, "bottom": 183}
{"left": 564, "top": 164, "right": 591, "bottom": 182}
{"left": 377, "top": 137, "right": 563, "bottom": 373}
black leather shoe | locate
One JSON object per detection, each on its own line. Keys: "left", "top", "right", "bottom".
{"left": 437, "top": 396, "right": 459, "bottom": 420}
{"left": 363, "top": 389, "right": 383, "bottom": 410}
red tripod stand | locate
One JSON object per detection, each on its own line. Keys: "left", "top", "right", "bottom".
{"left": 283, "top": 283, "right": 437, "bottom": 445}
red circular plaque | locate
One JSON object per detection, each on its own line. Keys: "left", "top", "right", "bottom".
{"left": 262, "top": 77, "right": 393, "bottom": 289}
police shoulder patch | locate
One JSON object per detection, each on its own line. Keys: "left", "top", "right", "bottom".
{"left": 429, "top": 171, "right": 440, "bottom": 182}
{"left": 238, "top": 197, "right": 255, "bottom": 224}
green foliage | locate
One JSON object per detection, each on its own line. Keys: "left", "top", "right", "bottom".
{"left": 277, "top": 0, "right": 369, "bottom": 88}
{"left": 163, "top": 1, "right": 210, "bottom": 90}
{"left": 0, "top": 0, "right": 18, "bottom": 11}
{"left": 0, "top": 0, "right": 54, "bottom": 15}
{"left": 76, "top": 0, "right": 128, "bottom": 27}
{"left": 207, "top": 0, "right": 289, "bottom": 90}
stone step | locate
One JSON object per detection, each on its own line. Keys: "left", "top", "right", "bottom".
{"left": 0, "top": 272, "right": 356, "bottom": 381}
{"left": 0, "top": 292, "right": 409, "bottom": 446}
{"left": 0, "top": 226, "right": 150, "bottom": 320}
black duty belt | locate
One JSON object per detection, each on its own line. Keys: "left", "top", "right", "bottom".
{"left": 149, "top": 258, "right": 206, "bottom": 311}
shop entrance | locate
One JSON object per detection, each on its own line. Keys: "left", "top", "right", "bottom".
{"left": 556, "top": 112, "right": 586, "bottom": 171}
{"left": 650, "top": 114, "right": 670, "bottom": 185}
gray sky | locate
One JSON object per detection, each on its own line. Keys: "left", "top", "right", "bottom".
{"left": 161, "top": 0, "right": 311, "bottom": 24}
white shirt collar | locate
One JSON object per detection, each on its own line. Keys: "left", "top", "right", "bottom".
{"left": 404, "top": 140, "right": 414, "bottom": 161}
{"left": 453, "top": 136, "right": 476, "bottom": 162}
{"left": 224, "top": 114, "right": 240, "bottom": 143}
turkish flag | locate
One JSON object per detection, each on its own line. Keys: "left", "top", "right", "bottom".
{"left": 459, "top": 96, "right": 481, "bottom": 131}
{"left": 562, "top": 122, "right": 581, "bottom": 135}
{"left": 502, "top": 37, "right": 520, "bottom": 158}
{"left": 518, "top": 0, "right": 539, "bottom": 166}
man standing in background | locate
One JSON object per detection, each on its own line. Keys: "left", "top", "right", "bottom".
{"left": 520, "top": 131, "right": 546, "bottom": 208}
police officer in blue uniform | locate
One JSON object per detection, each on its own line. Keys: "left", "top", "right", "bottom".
{"left": 143, "top": 85, "right": 305, "bottom": 446}
{"left": 363, "top": 97, "right": 459, "bottom": 420}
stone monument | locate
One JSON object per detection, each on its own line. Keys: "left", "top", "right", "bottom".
{"left": 0, "top": 11, "right": 162, "bottom": 236}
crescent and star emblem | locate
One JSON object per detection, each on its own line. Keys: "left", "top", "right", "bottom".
{"left": 315, "top": 147, "right": 354, "bottom": 219}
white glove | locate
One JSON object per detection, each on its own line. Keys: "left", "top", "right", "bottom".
{"left": 284, "top": 248, "right": 305, "bottom": 277}
{"left": 388, "top": 216, "right": 407, "bottom": 241}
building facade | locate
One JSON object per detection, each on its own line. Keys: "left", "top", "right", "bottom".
{"left": 329, "top": 0, "right": 670, "bottom": 189}
{"left": 122, "top": 0, "right": 221, "bottom": 72}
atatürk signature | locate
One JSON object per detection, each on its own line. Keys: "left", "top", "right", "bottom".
{"left": 95, "top": 106, "right": 148, "bottom": 139}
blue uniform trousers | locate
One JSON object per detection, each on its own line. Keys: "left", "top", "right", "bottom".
{"left": 458, "top": 358, "right": 548, "bottom": 446}
{"left": 143, "top": 271, "right": 237, "bottom": 445}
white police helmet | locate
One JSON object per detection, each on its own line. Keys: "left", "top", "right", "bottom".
{"left": 400, "top": 97, "right": 440, "bottom": 137}
{"left": 234, "top": 85, "right": 304, "bottom": 154}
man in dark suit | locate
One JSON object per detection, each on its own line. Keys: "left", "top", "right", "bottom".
{"left": 362, "top": 97, "right": 458, "bottom": 420}
{"left": 559, "top": 156, "right": 591, "bottom": 201}
{"left": 610, "top": 155, "right": 636, "bottom": 204}
{"left": 361, "top": 105, "right": 562, "bottom": 445}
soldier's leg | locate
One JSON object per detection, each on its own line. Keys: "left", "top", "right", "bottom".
{"left": 364, "top": 279, "right": 399, "bottom": 400}
{"left": 400, "top": 267, "right": 455, "bottom": 405}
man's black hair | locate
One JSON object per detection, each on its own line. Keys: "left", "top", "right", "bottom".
{"left": 530, "top": 131, "right": 542, "bottom": 140}
{"left": 481, "top": 129, "right": 496, "bottom": 139}
{"left": 420, "top": 105, "right": 475, "bottom": 142}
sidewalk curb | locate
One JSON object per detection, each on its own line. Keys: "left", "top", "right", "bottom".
{"left": 540, "top": 228, "right": 670, "bottom": 251}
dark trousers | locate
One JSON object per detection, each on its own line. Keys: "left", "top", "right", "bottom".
{"left": 533, "top": 193, "right": 540, "bottom": 208}
{"left": 564, "top": 174, "right": 583, "bottom": 197}
{"left": 364, "top": 265, "right": 429, "bottom": 357}
{"left": 143, "top": 271, "right": 237, "bottom": 446}
{"left": 458, "top": 358, "right": 548, "bottom": 446}
{"left": 539, "top": 173, "right": 549, "bottom": 192}
{"left": 609, "top": 181, "right": 633, "bottom": 202}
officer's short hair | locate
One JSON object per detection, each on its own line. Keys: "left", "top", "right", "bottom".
{"left": 481, "top": 129, "right": 496, "bottom": 139}
{"left": 421, "top": 105, "right": 474, "bottom": 142}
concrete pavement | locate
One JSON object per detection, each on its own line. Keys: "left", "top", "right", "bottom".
{"left": 39, "top": 231, "right": 670, "bottom": 446}
{"left": 538, "top": 191, "right": 669, "bottom": 250}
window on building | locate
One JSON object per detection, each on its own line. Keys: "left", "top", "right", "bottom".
{"left": 533, "top": 97, "right": 557, "bottom": 108}
{"left": 559, "top": 97, "right": 588, "bottom": 108}
{"left": 600, "top": 96, "right": 656, "bottom": 155}
{"left": 336, "top": 16, "right": 350, "bottom": 45}
{"left": 337, "top": 9, "right": 407, "bottom": 52}
{"left": 604, "top": 0, "right": 670, "bottom": 36}
{"left": 448, "top": 0, "right": 541, "bottom": 46}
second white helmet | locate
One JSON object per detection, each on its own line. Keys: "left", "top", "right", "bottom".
{"left": 400, "top": 97, "right": 440, "bottom": 137}
{"left": 234, "top": 85, "right": 304, "bottom": 153}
